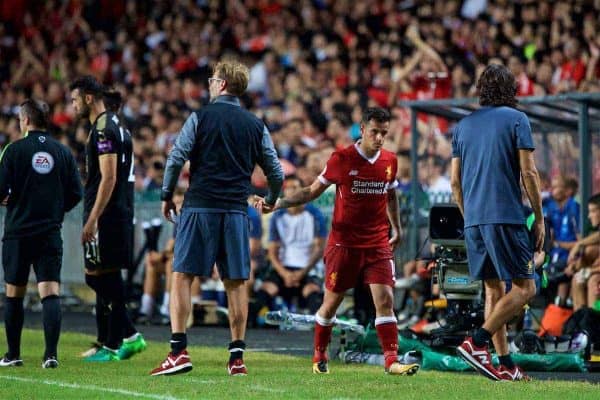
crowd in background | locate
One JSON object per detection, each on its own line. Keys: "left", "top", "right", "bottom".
{"left": 1, "top": 0, "right": 599, "bottom": 199}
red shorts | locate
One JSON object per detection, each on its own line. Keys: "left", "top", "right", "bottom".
{"left": 323, "top": 245, "right": 395, "bottom": 292}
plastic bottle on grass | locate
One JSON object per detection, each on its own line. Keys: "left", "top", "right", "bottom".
{"left": 523, "top": 305, "right": 533, "bottom": 330}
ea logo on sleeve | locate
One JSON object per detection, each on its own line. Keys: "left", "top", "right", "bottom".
{"left": 31, "top": 152, "right": 54, "bottom": 174}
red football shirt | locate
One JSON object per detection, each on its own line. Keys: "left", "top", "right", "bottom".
{"left": 318, "top": 142, "right": 398, "bottom": 249}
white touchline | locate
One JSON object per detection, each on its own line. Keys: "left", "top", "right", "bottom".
{"left": 246, "top": 347, "right": 307, "bottom": 352}
{"left": 0, "top": 375, "right": 185, "bottom": 400}
{"left": 249, "top": 384, "right": 286, "bottom": 394}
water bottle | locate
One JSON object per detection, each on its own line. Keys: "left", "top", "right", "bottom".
{"left": 523, "top": 305, "right": 533, "bottom": 330}
{"left": 341, "top": 351, "right": 384, "bottom": 365}
{"left": 341, "top": 350, "right": 420, "bottom": 366}
{"left": 264, "top": 311, "right": 365, "bottom": 334}
{"left": 265, "top": 310, "right": 288, "bottom": 325}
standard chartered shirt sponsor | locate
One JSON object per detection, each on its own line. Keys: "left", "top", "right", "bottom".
{"left": 351, "top": 179, "right": 388, "bottom": 195}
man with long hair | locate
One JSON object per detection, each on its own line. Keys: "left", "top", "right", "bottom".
{"left": 451, "top": 64, "right": 544, "bottom": 381}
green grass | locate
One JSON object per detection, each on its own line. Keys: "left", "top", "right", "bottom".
{"left": 0, "top": 329, "right": 598, "bottom": 399}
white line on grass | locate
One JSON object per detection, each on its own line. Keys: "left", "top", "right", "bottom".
{"left": 184, "top": 377, "right": 285, "bottom": 394}
{"left": 249, "top": 384, "right": 286, "bottom": 394}
{"left": 248, "top": 347, "right": 307, "bottom": 352}
{"left": 0, "top": 375, "right": 185, "bottom": 400}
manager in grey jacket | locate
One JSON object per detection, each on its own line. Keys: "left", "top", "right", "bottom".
{"left": 151, "top": 60, "right": 284, "bottom": 377}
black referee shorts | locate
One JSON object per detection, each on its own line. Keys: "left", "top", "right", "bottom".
{"left": 84, "top": 220, "right": 133, "bottom": 272}
{"left": 3, "top": 230, "right": 63, "bottom": 286}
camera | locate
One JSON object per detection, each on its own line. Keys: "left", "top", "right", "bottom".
{"left": 426, "top": 204, "right": 484, "bottom": 347}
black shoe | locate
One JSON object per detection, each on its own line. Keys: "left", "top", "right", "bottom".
{"left": 42, "top": 356, "right": 59, "bottom": 369}
{"left": 0, "top": 353, "right": 23, "bottom": 367}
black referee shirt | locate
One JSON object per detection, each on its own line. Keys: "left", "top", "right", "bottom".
{"left": 0, "top": 130, "right": 83, "bottom": 239}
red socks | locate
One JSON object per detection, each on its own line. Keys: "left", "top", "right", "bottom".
{"left": 375, "top": 316, "right": 398, "bottom": 369}
{"left": 313, "top": 313, "right": 334, "bottom": 362}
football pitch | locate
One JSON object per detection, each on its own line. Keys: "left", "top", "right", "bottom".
{"left": 0, "top": 329, "right": 598, "bottom": 399}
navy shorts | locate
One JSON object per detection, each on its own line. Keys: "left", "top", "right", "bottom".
{"left": 464, "top": 224, "right": 534, "bottom": 281}
{"left": 83, "top": 220, "right": 133, "bottom": 271}
{"left": 3, "top": 230, "right": 63, "bottom": 285}
{"left": 173, "top": 208, "right": 250, "bottom": 280}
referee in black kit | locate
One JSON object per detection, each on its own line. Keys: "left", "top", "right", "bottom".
{"left": 0, "top": 99, "right": 83, "bottom": 368}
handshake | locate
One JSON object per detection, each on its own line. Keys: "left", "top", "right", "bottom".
{"left": 252, "top": 196, "right": 280, "bottom": 214}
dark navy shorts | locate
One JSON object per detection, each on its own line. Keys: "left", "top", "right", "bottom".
{"left": 3, "top": 230, "right": 63, "bottom": 285}
{"left": 173, "top": 208, "right": 250, "bottom": 280}
{"left": 464, "top": 224, "right": 534, "bottom": 281}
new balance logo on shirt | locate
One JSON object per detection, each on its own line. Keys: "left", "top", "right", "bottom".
{"left": 348, "top": 170, "right": 359, "bottom": 176}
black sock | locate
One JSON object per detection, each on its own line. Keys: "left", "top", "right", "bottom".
{"left": 472, "top": 328, "right": 492, "bottom": 348}
{"left": 86, "top": 274, "right": 109, "bottom": 344}
{"left": 171, "top": 333, "right": 187, "bottom": 355}
{"left": 499, "top": 354, "right": 515, "bottom": 369}
{"left": 4, "top": 297, "right": 24, "bottom": 359}
{"left": 41, "top": 295, "right": 61, "bottom": 359}
{"left": 106, "top": 272, "right": 137, "bottom": 339}
{"left": 98, "top": 272, "right": 137, "bottom": 349}
{"left": 305, "top": 292, "right": 323, "bottom": 314}
{"left": 228, "top": 340, "right": 245, "bottom": 362}
{"left": 95, "top": 296, "right": 110, "bottom": 344}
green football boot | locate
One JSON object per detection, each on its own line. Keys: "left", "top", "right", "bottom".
{"left": 117, "top": 333, "right": 147, "bottom": 360}
{"left": 84, "top": 347, "right": 119, "bottom": 362}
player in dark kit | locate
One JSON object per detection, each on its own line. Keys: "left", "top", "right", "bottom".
{"left": 69, "top": 76, "right": 146, "bottom": 361}
{"left": 257, "top": 108, "right": 419, "bottom": 376}
{"left": 0, "top": 99, "right": 82, "bottom": 368}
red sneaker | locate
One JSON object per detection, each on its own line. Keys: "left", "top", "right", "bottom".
{"left": 497, "top": 365, "right": 532, "bottom": 381}
{"left": 227, "top": 359, "right": 247, "bottom": 376}
{"left": 456, "top": 337, "right": 502, "bottom": 381}
{"left": 150, "top": 350, "right": 193, "bottom": 376}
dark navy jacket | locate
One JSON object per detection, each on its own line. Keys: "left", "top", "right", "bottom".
{"left": 161, "top": 95, "right": 283, "bottom": 212}
{"left": 0, "top": 130, "right": 83, "bottom": 239}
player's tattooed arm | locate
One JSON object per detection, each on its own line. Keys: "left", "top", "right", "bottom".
{"left": 277, "top": 179, "right": 329, "bottom": 209}
{"left": 277, "top": 187, "right": 313, "bottom": 208}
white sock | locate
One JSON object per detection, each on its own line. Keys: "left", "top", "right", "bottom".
{"left": 140, "top": 294, "right": 154, "bottom": 316}
{"left": 124, "top": 332, "right": 140, "bottom": 342}
{"left": 191, "top": 295, "right": 202, "bottom": 306}
{"left": 159, "top": 292, "right": 170, "bottom": 316}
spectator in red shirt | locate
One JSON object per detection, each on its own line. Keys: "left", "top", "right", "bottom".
{"left": 558, "top": 38, "right": 586, "bottom": 91}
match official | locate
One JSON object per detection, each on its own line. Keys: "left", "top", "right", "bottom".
{"left": 0, "top": 99, "right": 82, "bottom": 368}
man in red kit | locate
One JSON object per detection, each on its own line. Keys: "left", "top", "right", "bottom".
{"left": 256, "top": 108, "right": 419, "bottom": 376}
